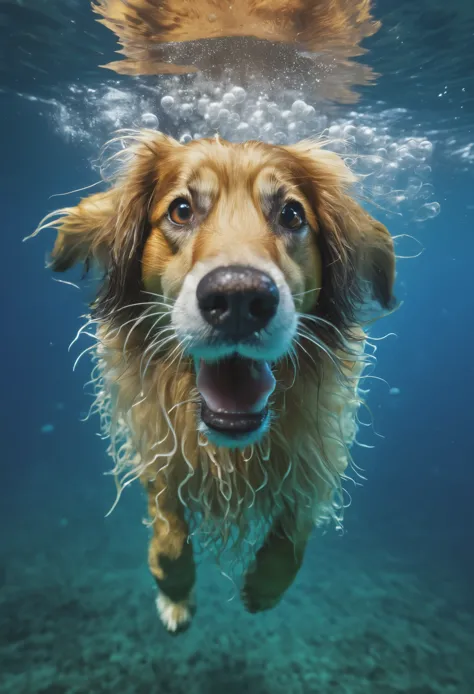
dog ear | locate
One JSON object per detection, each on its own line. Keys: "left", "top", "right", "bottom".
{"left": 355, "top": 215, "right": 396, "bottom": 310}
{"left": 47, "top": 190, "right": 117, "bottom": 272}
{"left": 285, "top": 140, "right": 396, "bottom": 308}
{"left": 31, "top": 131, "right": 180, "bottom": 275}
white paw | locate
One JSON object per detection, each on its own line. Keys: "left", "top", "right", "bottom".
{"left": 156, "top": 592, "right": 195, "bottom": 634}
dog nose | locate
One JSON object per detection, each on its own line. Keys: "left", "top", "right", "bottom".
{"left": 196, "top": 265, "right": 280, "bottom": 338}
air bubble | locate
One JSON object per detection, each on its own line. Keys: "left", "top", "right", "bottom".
{"left": 417, "top": 183, "right": 435, "bottom": 201}
{"left": 179, "top": 103, "right": 194, "bottom": 119}
{"left": 250, "top": 109, "right": 266, "bottom": 126}
{"left": 386, "top": 193, "right": 406, "bottom": 207}
{"left": 356, "top": 126, "right": 374, "bottom": 145}
{"left": 328, "top": 124, "right": 341, "bottom": 139}
{"left": 218, "top": 109, "right": 231, "bottom": 125}
{"left": 231, "top": 121, "right": 252, "bottom": 142}
{"left": 291, "top": 100, "right": 308, "bottom": 117}
{"left": 358, "top": 155, "right": 383, "bottom": 173}
{"left": 222, "top": 92, "right": 237, "bottom": 108}
{"left": 343, "top": 124, "right": 357, "bottom": 139}
{"left": 267, "top": 102, "right": 282, "bottom": 119}
{"left": 329, "top": 139, "right": 347, "bottom": 153}
{"left": 260, "top": 122, "right": 275, "bottom": 137}
{"left": 231, "top": 86, "right": 246, "bottom": 103}
{"left": 207, "top": 102, "right": 221, "bottom": 122}
{"left": 398, "top": 153, "right": 417, "bottom": 170}
{"left": 197, "top": 97, "right": 210, "bottom": 116}
{"left": 405, "top": 178, "right": 422, "bottom": 199}
{"left": 398, "top": 145, "right": 409, "bottom": 158}
{"left": 387, "top": 143, "right": 399, "bottom": 160}
{"left": 419, "top": 140, "right": 433, "bottom": 156}
{"left": 160, "top": 95, "right": 175, "bottom": 112}
{"left": 414, "top": 202, "right": 440, "bottom": 222}
{"left": 385, "top": 161, "right": 399, "bottom": 173}
{"left": 289, "top": 122, "right": 307, "bottom": 142}
{"left": 179, "top": 132, "right": 193, "bottom": 144}
{"left": 228, "top": 112, "right": 240, "bottom": 128}
{"left": 141, "top": 113, "right": 159, "bottom": 129}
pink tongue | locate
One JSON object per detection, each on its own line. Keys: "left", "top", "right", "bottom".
{"left": 197, "top": 357, "right": 275, "bottom": 414}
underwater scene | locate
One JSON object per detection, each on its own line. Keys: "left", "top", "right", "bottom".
{"left": 1, "top": 1, "right": 473, "bottom": 692}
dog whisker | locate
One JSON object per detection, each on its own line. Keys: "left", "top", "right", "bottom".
{"left": 120, "top": 308, "right": 169, "bottom": 353}
{"left": 297, "top": 312, "right": 368, "bottom": 359}
{"left": 139, "top": 331, "right": 178, "bottom": 385}
{"left": 168, "top": 397, "right": 199, "bottom": 414}
{"left": 72, "top": 343, "right": 99, "bottom": 372}
{"left": 144, "top": 312, "right": 171, "bottom": 342}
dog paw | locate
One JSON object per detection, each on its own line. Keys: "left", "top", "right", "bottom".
{"left": 241, "top": 582, "right": 282, "bottom": 614}
{"left": 155, "top": 592, "right": 195, "bottom": 635}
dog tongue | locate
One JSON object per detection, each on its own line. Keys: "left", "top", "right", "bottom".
{"left": 197, "top": 357, "right": 275, "bottom": 414}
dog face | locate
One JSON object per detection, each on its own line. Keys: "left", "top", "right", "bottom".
{"left": 44, "top": 132, "right": 395, "bottom": 448}
{"left": 141, "top": 139, "right": 326, "bottom": 445}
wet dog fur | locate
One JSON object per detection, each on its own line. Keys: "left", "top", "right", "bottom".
{"left": 35, "top": 132, "right": 395, "bottom": 632}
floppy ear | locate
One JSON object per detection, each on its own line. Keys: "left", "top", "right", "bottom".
{"left": 355, "top": 213, "right": 395, "bottom": 311}
{"left": 48, "top": 190, "right": 117, "bottom": 272}
{"left": 314, "top": 196, "right": 396, "bottom": 341}
{"left": 32, "top": 131, "right": 180, "bottom": 278}
{"left": 285, "top": 140, "right": 396, "bottom": 342}
{"left": 316, "top": 184, "right": 396, "bottom": 328}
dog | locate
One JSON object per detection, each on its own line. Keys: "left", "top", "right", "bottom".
{"left": 34, "top": 131, "right": 395, "bottom": 633}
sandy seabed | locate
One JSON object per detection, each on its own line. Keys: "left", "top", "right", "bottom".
{"left": 0, "top": 482, "right": 472, "bottom": 694}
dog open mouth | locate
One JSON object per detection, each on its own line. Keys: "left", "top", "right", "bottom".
{"left": 196, "top": 355, "right": 276, "bottom": 439}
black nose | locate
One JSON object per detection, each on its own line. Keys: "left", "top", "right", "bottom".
{"left": 196, "top": 265, "right": 280, "bottom": 339}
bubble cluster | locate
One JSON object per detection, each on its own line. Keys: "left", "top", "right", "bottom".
{"left": 32, "top": 74, "right": 440, "bottom": 224}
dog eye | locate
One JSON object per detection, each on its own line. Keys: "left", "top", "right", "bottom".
{"left": 168, "top": 198, "right": 193, "bottom": 225}
{"left": 279, "top": 201, "right": 306, "bottom": 231}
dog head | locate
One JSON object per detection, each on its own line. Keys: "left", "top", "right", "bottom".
{"left": 42, "top": 131, "right": 395, "bottom": 447}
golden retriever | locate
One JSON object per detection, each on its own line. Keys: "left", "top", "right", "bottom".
{"left": 34, "top": 131, "right": 395, "bottom": 633}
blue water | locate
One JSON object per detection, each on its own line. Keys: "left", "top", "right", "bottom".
{"left": 1, "top": 3, "right": 474, "bottom": 693}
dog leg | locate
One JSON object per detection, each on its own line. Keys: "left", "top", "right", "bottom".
{"left": 241, "top": 517, "right": 312, "bottom": 613}
{"left": 147, "top": 484, "right": 196, "bottom": 634}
